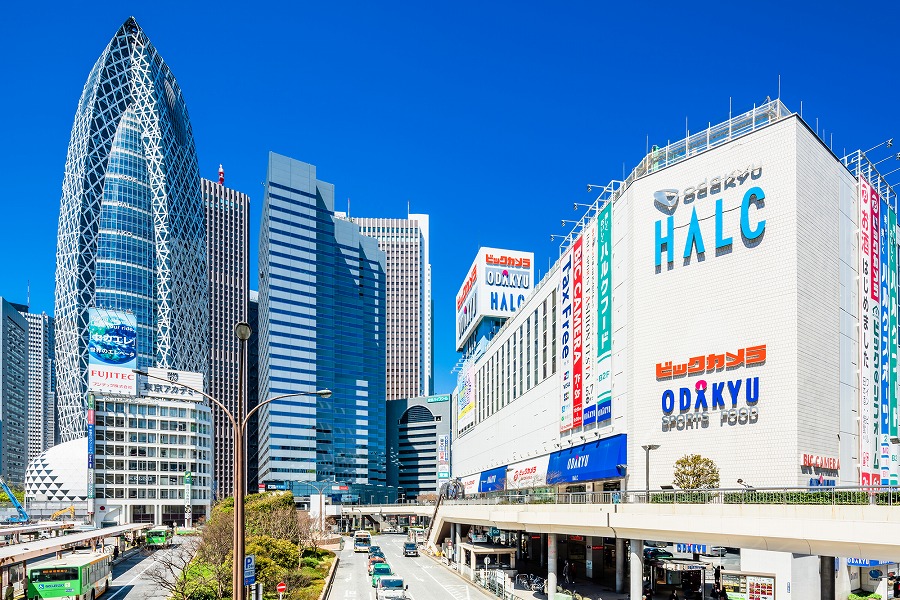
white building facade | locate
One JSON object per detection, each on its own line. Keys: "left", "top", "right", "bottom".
{"left": 451, "top": 101, "right": 896, "bottom": 599}
{"left": 20, "top": 310, "right": 55, "bottom": 461}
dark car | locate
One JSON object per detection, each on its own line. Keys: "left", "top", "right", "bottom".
{"left": 643, "top": 548, "right": 674, "bottom": 561}
{"left": 368, "top": 545, "right": 383, "bottom": 557}
{"left": 403, "top": 542, "right": 419, "bottom": 557}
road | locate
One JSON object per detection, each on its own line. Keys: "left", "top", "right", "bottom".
{"left": 331, "top": 535, "right": 482, "bottom": 600}
{"left": 105, "top": 542, "right": 187, "bottom": 600}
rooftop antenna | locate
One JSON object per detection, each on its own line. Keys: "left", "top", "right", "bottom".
{"left": 27, "top": 280, "right": 30, "bottom": 309}
{"left": 407, "top": 200, "right": 410, "bottom": 218}
{"left": 778, "top": 74, "right": 781, "bottom": 100}
{"left": 347, "top": 197, "right": 351, "bottom": 217}
{"left": 218, "top": 164, "right": 224, "bottom": 185}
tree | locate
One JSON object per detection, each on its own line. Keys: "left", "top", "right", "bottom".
{"left": 673, "top": 454, "right": 720, "bottom": 489}
{"left": 196, "top": 512, "right": 233, "bottom": 599}
{"left": 144, "top": 537, "right": 209, "bottom": 600}
{"left": 297, "top": 511, "right": 320, "bottom": 554}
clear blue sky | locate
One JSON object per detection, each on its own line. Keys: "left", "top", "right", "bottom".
{"left": 2, "top": 1, "right": 898, "bottom": 395}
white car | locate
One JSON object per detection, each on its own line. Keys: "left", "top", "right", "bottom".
{"left": 375, "top": 577, "right": 409, "bottom": 600}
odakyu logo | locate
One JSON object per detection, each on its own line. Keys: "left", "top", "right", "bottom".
{"left": 661, "top": 377, "right": 760, "bottom": 431}
{"left": 567, "top": 454, "right": 589, "bottom": 470}
{"left": 485, "top": 267, "right": 530, "bottom": 289}
{"left": 653, "top": 165, "right": 766, "bottom": 270}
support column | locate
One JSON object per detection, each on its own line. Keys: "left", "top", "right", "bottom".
{"left": 820, "top": 556, "right": 835, "bottom": 600}
{"left": 548, "top": 533, "right": 558, "bottom": 598}
{"left": 629, "top": 539, "right": 643, "bottom": 600}
{"left": 541, "top": 533, "right": 547, "bottom": 567}
{"left": 616, "top": 538, "right": 626, "bottom": 593}
{"left": 454, "top": 524, "right": 461, "bottom": 563}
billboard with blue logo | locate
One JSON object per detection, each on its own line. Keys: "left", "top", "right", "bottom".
{"left": 546, "top": 434, "right": 626, "bottom": 484}
{"left": 87, "top": 308, "right": 138, "bottom": 396}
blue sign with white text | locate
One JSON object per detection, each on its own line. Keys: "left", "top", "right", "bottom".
{"left": 479, "top": 466, "right": 507, "bottom": 493}
{"left": 546, "top": 434, "right": 627, "bottom": 484}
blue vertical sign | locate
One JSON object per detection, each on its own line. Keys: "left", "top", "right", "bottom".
{"left": 244, "top": 555, "right": 256, "bottom": 586}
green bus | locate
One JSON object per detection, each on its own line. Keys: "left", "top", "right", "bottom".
{"left": 145, "top": 527, "right": 172, "bottom": 548}
{"left": 27, "top": 552, "right": 111, "bottom": 600}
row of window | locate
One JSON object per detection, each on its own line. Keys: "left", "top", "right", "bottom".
{"left": 474, "top": 288, "right": 558, "bottom": 427}
{"left": 94, "top": 487, "right": 210, "bottom": 500}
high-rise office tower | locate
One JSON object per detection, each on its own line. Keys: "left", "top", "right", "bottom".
{"left": 0, "top": 298, "right": 29, "bottom": 486}
{"left": 16, "top": 306, "right": 56, "bottom": 460}
{"left": 246, "top": 290, "right": 260, "bottom": 491}
{"left": 259, "top": 153, "right": 386, "bottom": 486}
{"left": 349, "top": 215, "right": 433, "bottom": 399}
{"left": 54, "top": 17, "right": 208, "bottom": 441}
{"left": 202, "top": 173, "right": 250, "bottom": 497}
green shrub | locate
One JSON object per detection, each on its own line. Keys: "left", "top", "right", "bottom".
{"left": 848, "top": 593, "right": 881, "bottom": 600}
{"left": 300, "top": 557, "right": 319, "bottom": 569}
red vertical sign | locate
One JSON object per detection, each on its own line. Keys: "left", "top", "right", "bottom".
{"left": 572, "top": 236, "right": 584, "bottom": 428}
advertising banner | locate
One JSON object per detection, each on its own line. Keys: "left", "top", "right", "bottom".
{"left": 437, "top": 434, "right": 451, "bottom": 479}
{"left": 87, "top": 393, "right": 95, "bottom": 499}
{"left": 559, "top": 246, "right": 574, "bottom": 432}
{"left": 461, "top": 474, "right": 479, "bottom": 496}
{"left": 872, "top": 187, "right": 882, "bottom": 475}
{"left": 891, "top": 207, "right": 899, "bottom": 485}
{"left": 582, "top": 220, "right": 598, "bottom": 426}
{"left": 87, "top": 308, "right": 138, "bottom": 396}
{"left": 456, "top": 365, "right": 476, "bottom": 435}
{"left": 572, "top": 235, "right": 584, "bottom": 428}
{"left": 455, "top": 248, "right": 535, "bottom": 351}
{"left": 881, "top": 196, "right": 891, "bottom": 484}
{"left": 859, "top": 177, "right": 875, "bottom": 478}
{"left": 596, "top": 202, "right": 613, "bottom": 425}
{"left": 546, "top": 434, "right": 626, "bottom": 484}
{"left": 478, "top": 466, "right": 507, "bottom": 493}
{"left": 144, "top": 369, "right": 204, "bottom": 400}
{"left": 506, "top": 455, "right": 551, "bottom": 489}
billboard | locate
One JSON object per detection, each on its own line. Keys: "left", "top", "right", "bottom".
{"left": 143, "top": 369, "right": 205, "bottom": 400}
{"left": 581, "top": 220, "right": 598, "bottom": 426}
{"left": 859, "top": 177, "right": 877, "bottom": 481}
{"left": 559, "top": 245, "right": 574, "bottom": 431}
{"left": 87, "top": 308, "right": 138, "bottom": 396}
{"left": 455, "top": 248, "right": 534, "bottom": 350}
{"left": 437, "top": 434, "right": 451, "bottom": 479}
{"left": 456, "top": 366, "right": 476, "bottom": 435}
{"left": 506, "top": 455, "right": 550, "bottom": 489}
{"left": 596, "top": 202, "right": 613, "bottom": 425}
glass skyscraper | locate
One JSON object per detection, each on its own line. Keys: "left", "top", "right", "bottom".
{"left": 258, "top": 153, "right": 386, "bottom": 486}
{"left": 55, "top": 17, "right": 208, "bottom": 442}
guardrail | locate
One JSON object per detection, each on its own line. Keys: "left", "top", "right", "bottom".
{"left": 439, "top": 486, "right": 900, "bottom": 507}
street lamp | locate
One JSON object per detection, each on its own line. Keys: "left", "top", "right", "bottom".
{"left": 641, "top": 444, "right": 660, "bottom": 501}
{"left": 134, "top": 322, "right": 332, "bottom": 600}
{"left": 307, "top": 480, "right": 341, "bottom": 534}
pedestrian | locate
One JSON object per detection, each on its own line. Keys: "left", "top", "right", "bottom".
{"left": 563, "top": 560, "right": 571, "bottom": 584}
{"left": 113, "top": 545, "right": 119, "bottom": 560}
{"left": 719, "top": 587, "right": 729, "bottom": 600}
{"left": 569, "top": 561, "right": 576, "bottom": 584}
{"left": 669, "top": 590, "right": 678, "bottom": 600}
{"left": 5, "top": 584, "right": 13, "bottom": 600}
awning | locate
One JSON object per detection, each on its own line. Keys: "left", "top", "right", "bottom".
{"left": 546, "top": 434, "right": 627, "bottom": 484}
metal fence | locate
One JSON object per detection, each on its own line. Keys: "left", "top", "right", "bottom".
{"left": 439, "top": 486, "right": 900, "bottom": 507}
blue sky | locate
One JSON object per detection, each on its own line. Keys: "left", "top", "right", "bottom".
{"left": 2, "top": 1, "right": 898, "bottom": 395}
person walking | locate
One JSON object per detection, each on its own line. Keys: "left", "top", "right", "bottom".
{"left": 669, "top": 590, "right": 679, "bottom": 600}
{"left": 569, "top": 561, "right": 576, "bottom": 584}
{"left": 563, "top": 560, "right": 571, "bottom": 584}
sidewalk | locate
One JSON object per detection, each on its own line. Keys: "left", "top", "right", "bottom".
{"left": 508, "top": 575, "right": 631, "bottom": 600}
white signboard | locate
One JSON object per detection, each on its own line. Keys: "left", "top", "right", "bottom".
{"left": 559, "top": 245, "right": 574, "bottom": 431}
{"left": 461, "top": 474, "right": 479, "bottom": 496}
{"left": 455, "top": 247, "right": 534, "bottom": 350}
{"left": 144, "top": 368, "right": 205, "bottom": 401}
{"left": 506, "top": 455, "right": 550, "bottom": 489}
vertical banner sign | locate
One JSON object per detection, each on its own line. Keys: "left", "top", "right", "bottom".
{"left": 859, "top": 176, "right": 874, "bottom": 480}
{"left": 87, "top": 393, "right": 96, "bottom": 518}
{"left": 881, "top": 195, "right": 891, "bottom": 484}
{"left": 888, "top": 209, "right": 900, "bottom": 485}
{"left": 87, "top": 308, "right": 138, "bottom": 395}
{"left": 572, "top": 236, "right": 584, "bottom": 428}
{"left": 581, "top": 221, "right": 598, "bottom": 426}
{"left": 559, "top": 247, "right": 574, "bottom": 432}
{"left": 872, "top": 188, "right": 881, "bottom": 475}
{"left": 597, "top": 202, "right": 613, "bottom": 425}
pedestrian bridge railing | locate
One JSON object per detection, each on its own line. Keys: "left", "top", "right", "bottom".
{"left": 441, "top": 486, "right": 900, "bottom": 507}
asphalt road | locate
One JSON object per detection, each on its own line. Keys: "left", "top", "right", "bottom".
{"left": 105, "top": 542, "right": 186, "bottom": 600}
{"left": 331, "top": 535, "right": 482, "bottom": 600}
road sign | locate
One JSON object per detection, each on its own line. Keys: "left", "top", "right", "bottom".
{"left": 277, "top": 582, "right": 287, "bottom": 593}
{"left": 244, "top": 555, "right": 256, "bottom": 586}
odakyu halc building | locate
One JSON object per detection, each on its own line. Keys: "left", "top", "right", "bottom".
{"left": 450, "top": 99, "right": 897, "bottom": 598}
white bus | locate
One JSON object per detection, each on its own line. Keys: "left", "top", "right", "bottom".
{"left": 353, "top": 530, "right": 372, "bottom": 552}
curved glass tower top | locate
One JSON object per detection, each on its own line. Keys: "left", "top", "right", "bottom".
{"left": 55, "top": 17, "right": 208, "bottom": 441}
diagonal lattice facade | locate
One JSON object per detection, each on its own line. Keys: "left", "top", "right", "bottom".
{"left": 55, "top": 17, "right": 208, "bottom": 442}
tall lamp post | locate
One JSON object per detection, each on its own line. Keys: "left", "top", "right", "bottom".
{"left": 308, "top": 480, "right": 340, "bottom": 534}
{"left": 135, "top": 322, "right": 332, "bottom": 600}
{"left": 641, "top": 444, "right": 660, "bottom": 501}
